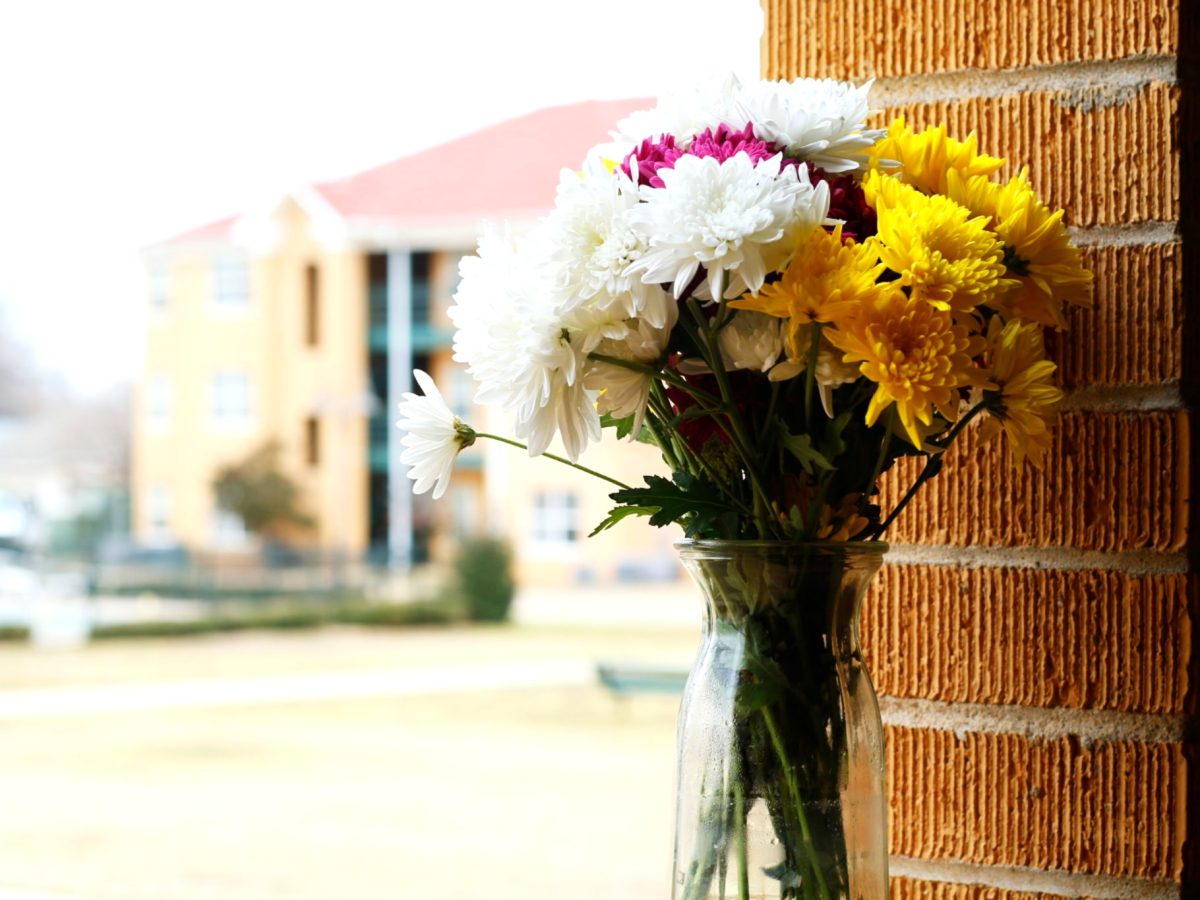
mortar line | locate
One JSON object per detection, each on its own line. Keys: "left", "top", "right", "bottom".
{"left": 870, "top": 55, "right": 1177, "bottom": 105}
{"left": 889, "top": 855, "right": 1180, "bottom": 899}
{"left": 1067, "top": 220, "right": 1179, "bottom": 246}
{"left": 879, "top": 696, "right": 1187, "bottom": 744}
{"left": 1059, "top": 384, "right": 1184, "bottom": 412}
{"left": 882, "top": 543, "right": 1189, "bottom": 576}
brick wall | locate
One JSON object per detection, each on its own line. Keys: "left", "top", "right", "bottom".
{"left": 762, "top": 1, "right": 1196, "bottom": 896}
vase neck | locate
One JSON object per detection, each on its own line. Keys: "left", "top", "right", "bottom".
{"left": 678, "top": 542, "right": 885, "bottom": 659}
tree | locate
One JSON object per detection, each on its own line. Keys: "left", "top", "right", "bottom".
{"left": 212, "top": 442, "right": 313, "bottom": 537}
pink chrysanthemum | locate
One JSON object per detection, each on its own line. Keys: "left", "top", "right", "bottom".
{"left": 621, "top": 134, "right": 685, "bottom": 188}
{"left": 687, "top": 123, "right": 778, "bottom": 166}
{"left": 622, "top": 124, "right": 788, "bottom": 189}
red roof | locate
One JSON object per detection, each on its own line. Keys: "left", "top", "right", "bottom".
{"left": 158, "top": 214, "right": 239, "bottom": 246}
{"left": 314, "top": 98, "right": 651, "bottom": 222}
{"left": 160, "top": 98, "right": 651, "bottom": 246}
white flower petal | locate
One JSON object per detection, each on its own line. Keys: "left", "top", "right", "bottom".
{"left": 396, "top": 369, "right": 467, "bottom": 500}
{"left": 450, "top": 223, "right": 602, "bottom": 463}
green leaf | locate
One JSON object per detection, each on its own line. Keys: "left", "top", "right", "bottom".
{"left": 604, "top": 473, "right": 735, "bottom": 536}
{"left": 780, "top": 430, "right": 835, "bottom": 475}
{"left": 588, "top": 505, "right": 657, "bottom": 537}
{"left": 667, "top": 403, "right": 731, "bottom": 430}
{"left": 599, "top": 412, "right": 636, "bottom": 440}
{"left": 819, "top": 409, "right": 854, "bottom": 462}
{"left": 736, "top": 681, "right": 781, "bottom": 712}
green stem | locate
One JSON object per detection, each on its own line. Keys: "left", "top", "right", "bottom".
{"left": 733, "top": 776, "right": 749, "bottom": 900}
{"left": 870, "top": 401, "right": 988, "bottom": 539}
{"left": 929, "top": 399, "right": 989, "bottom": 450}
{"left": 588, "top": 352, "right": 722, "bottom": 407}
{"left": 761, "top": 380, "right": 782, "bottom": 445}
{"left": 861, "top": 407, "right": 894, "bottom": 515}
{"left": 643, "top": 389, "right": 683, "bottom": 473}
{"left": 685, "top": 295, "right": 776, "bottom": 538}
{"left": 473, "top": 433, "right": 631, "bottom": 490}
{"left": 804, "top": 322, "right": 822, "bottom": 433}
{"left": 762, "top": 707, "right": 832, "bottom": 900}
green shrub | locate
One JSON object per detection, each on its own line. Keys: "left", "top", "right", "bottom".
{"left": 87, "top": 597, "right": 465, "bottom": 640}
{"left": 334, "top": 597, "right": 462, "bottom": 627}
{"left": 453, "top": 537, "right": 515, "bottom": 623}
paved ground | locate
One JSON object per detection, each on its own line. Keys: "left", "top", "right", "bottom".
{"left": 0, "top": 624, "right": 701, "bottom": 900}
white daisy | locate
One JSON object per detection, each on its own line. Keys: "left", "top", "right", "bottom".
{"left": 449, "top": 224, "right": 601, "bottom": 461}
{"left": 396, "top": 369, "right": 475, "bottom": 500}
{"left": 626, "top": 153, "right": 830, "bottom": 301}
{"left": 733, "top": 78, "right": 883, "bottom": 174}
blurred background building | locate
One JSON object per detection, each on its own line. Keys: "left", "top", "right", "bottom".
{"left": 132, "top": 97, "right": 677, "bottom": 586}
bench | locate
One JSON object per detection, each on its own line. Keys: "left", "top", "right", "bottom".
{"left": 596, "top": 662, "right": 689, "bottom": 696}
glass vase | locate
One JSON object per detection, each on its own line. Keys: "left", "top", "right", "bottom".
{"left": 671, "top": 540, "right": 888, "bottom": 900}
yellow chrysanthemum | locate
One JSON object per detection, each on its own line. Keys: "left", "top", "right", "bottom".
{"left": 865, "top": 170, "right": 1012, "bottom": 315}
{"left": 868, "top": 116, "right": 1005, "bottom": 195}
{"left": 948, "top": 168, "right": 1094, "bottom": 328}
{"left": 729, "top": 224, "right": 883, "bottom": 362}
{"left": 826, "top": 285, "right": 993, "bottom": 447}
{"left": 976, "top": 316, "right": 1063, "bottom": 469}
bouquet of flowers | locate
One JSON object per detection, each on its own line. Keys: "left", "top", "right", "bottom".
{"left": 398, "top": 74, "right": 1092, "bottom": 900}
{"left": 397, "top": 76, "right": 1092, "bottom": 544}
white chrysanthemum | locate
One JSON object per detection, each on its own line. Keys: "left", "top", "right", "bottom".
{"left": 585, "top": 304, "right": 679, "bottom": 436}
{"left": 450, "top": 224, "right": 601, "bottom": 460}
{"left": 677, "top": 310, "right": 783, "bottom": 376}
{"left": 611, "top": 73, "right": 742, "bottom": 151}
{"left": 627, "top": 153, "right": 830, "bottom": 301}
{"left": 732, "top": 78, "right": 883, "bottom": 173}
{"left": 396, "top": 370, "right": 475, "bottom": 500}
{"left": 546, "top": 165, "right": 668, "bottom": 326}
{"left": 718, "top": 310, "right": 784, "bottom": 372}
{"left": 768, "top": 335, "right": 862, "bottom": 416}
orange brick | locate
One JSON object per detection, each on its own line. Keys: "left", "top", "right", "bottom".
{"left": 887, "top": 726, "right": 1185, "bottom": 879}
{"left": 890, "top": 878, "right": 1052, "bottom": 900}
{"left": 863, "top": 566, "right": 1191, "bottom": 714}
{"left": 763, "top": 0, "right": 1178, "bottom": 80}
{"left": 878, "top": 411, "right": 1189, "bottom": 553}
{"left": 874, "top": 84, "right": 1179, "bottom": 228}
{"left": 1046, "top": 243, "right": 1182, "bottom": 388}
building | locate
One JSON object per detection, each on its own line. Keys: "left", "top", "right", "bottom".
{"left": 133, "top": 97, "right": 680, "bottom": 583}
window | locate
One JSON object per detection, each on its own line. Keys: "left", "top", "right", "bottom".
{"left": 150, "top": 265, "right": 169, "bottom": 314}
{"left": 532, "top": 490, "right": 578, "bottom": 544}
{"left": 411, "top": 252, "right": 431, "bottom": 325}
{"left": 148, "top": 375, "right": 170, "bottom": 429}
{"left": 304, "top": 263, "right": 320, "bottom": 346}
{"left": 367, "top": 254, "right": 388, "bottom": 330}
{"left": 450, "top": 486, "right": 476, "bottom": 538}
{"left": 213, "top": 257, "right": 249, "bottom": 311}
{"left": 449, "top": 366, "right": 473, "bottom": 420}
{"left": 305, "top": 416, "right": 320, "bottom": 467}
{"left": 211, "top": 372, "right": 251, "bottom": 428}
{"left": 147, "top": 486, "right": 171, "bottom": 542}
{"left": 447, "top": 252, "right": 466, "bottom": 298}
{"left": 211, "top": 507, "right": 248, "bottom": 547}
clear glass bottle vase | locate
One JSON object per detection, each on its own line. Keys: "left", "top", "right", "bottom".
{"left": 671, "top": 541, "right": 888, "bottom": 900}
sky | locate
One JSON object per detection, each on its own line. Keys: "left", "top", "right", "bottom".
{"left": 0, "top": 0, "right": 762, "bottom": 394}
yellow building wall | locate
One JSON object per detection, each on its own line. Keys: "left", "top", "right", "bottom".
{"left": 134, "top": 213, "right": 686, "bottom": 583}
{"left": 133, "top": 200, "right": 370, "bottom": 556}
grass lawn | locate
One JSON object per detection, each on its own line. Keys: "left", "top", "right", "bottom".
{"left": 0, "top": 625, "right": 698, "bottom": 899}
